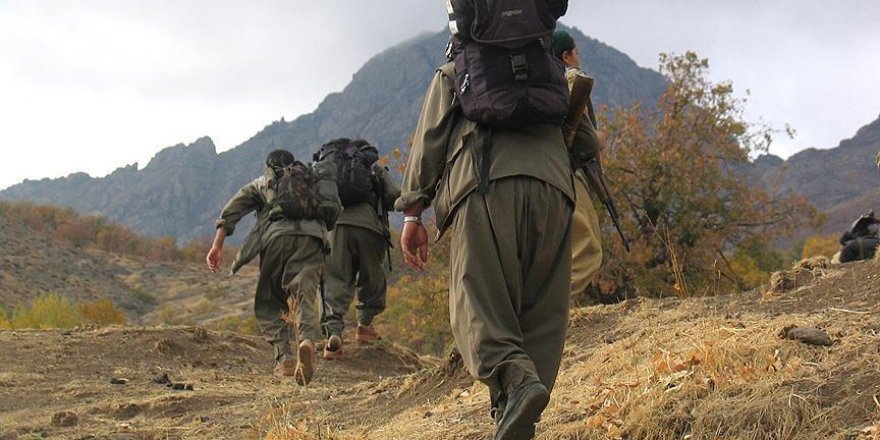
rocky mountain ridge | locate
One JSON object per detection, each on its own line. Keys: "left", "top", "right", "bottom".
{"left": 756, "top": 115, "right": 880, "bottom": 236}
{"left": 0, "top": 26, "right": 667, "bottom": 242}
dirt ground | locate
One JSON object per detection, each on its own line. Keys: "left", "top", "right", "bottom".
{"left": 0, "top": 326, "right": 424, "bottom": 440}
{"left": 2, "top": 260, "right": 879, "bottom": 440}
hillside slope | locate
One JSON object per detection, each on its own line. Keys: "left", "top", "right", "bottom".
{"left": 2, "top": 260, "right": 878, "bottom": 440}
{"left": 758, "top": 115, "right": 880, "bottom": 236}
{"left": 0, "top": 26, "right": 666, "bottom": 243}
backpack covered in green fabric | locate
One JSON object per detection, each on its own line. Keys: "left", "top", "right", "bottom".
{"left": 268, "top": 160, "right": 341, "bottom": 229}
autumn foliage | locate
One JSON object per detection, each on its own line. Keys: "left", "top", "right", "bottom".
{"left": 597, "top": 52, "right": 818, "bottom": 297}
{"left": 0, "top": 200, "right": 229, "bottom": 263}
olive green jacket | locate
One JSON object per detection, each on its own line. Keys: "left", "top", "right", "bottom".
{"left": 395, "top": 62, "right": 574, "bottom": 235}
{"left": 336, "top": 165, "right": 401, "bottom": 236}
{"left": 216, "top": 168, "right": 326, "bottom": 275}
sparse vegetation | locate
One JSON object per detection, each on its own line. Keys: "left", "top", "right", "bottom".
{"left": 0, "top": 200, "right": 237, "bottom": 263}
{"left": 131, "top": 288, "right": 158, "bottom": 305}
{"left": 802, "top": 234, "right": 841, "bottom": 259}
{"left": 78, "top": 299, "right": 127, "bottom": 326}
{"left": 380, "top": 226, "right": 453, "bottom": 356}
{"left": 0, "top": 294, "right": 128, "bottom": 330}
{"left": 209, "top": 315, "right": 261, "bottom": 336}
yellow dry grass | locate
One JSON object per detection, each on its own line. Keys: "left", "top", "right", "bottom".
{"left": 263, "top": 295, "right": 879, "bottom": 440}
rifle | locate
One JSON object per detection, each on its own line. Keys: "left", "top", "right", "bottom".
{"left": 582, "top": 159, "right": 630, "bottom": 252}
{"left": 563, "top": 71, "right": 631, "bottom": 252}
{"left": 374, "top": 168, "right": 394, "bottom": 272}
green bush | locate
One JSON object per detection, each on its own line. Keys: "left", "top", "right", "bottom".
{"left": 11, "top": 293, "right": 82, "bottom": 329}
{"left": 0, "top": 306, "right": 11, "bottom": 330}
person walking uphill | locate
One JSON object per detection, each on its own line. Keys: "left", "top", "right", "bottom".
{"left": 319, "top": 138, "right": 401, "bottom": 359}
{"left": 206, "top": 149, "right": 340, "bottom": 385}
{"left": 397, "top": 2, "right": 572, "bottom": 438}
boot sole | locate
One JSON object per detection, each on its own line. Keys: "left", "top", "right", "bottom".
{"left": 495, "top": 384, "right": 550, "bottom": 440}
{"left": 295, "top": 343, "right": 315, "bottom": 385}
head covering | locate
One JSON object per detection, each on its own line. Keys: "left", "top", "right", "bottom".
{"left": 552, "top": 29, "right": 576, "bottom": 60}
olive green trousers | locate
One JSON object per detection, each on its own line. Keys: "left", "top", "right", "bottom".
{"left": 448, "top": 177, "right": 572, "bottom": 412}
{"left": 255, "top": 234, "right": 323, "bottom": 360}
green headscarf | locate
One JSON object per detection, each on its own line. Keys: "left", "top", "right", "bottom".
{"left": 552, "top": 29, "right": 575, "bottom": 60}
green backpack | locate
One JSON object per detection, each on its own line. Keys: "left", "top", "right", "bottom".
{"left": 268, "top": 160, "right": 341, "bottom": 229}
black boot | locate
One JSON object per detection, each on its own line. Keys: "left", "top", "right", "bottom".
{"left": 494, "top": 382, "right": 549, "bottom": 440}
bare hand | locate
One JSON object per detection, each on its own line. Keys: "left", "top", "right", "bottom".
{"left": 206, "top": 246, "right": 223, "bottom": 273}
{"left": 400, "top": 222, "right": 429, "bottom": 270}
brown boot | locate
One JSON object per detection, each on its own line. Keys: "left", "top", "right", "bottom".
{"left": 294, "top": 339, "right": 316, "bottom": 386}
{"left": 323, "top": 335, "right": 343, "bottom": 360}
{"left": 273, "top": 357, "right": 297, "bottom": 378}
{"left": 355, "top": 325, "right": 380, "bottom": 343}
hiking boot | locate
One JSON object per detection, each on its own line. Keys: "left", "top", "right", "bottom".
{"left": 294, "top": 339, "right": 316, "bottom": 386}
{"left": 355, "top": 324, "right": 380, "bottom": 342}
{"left": 494, "top": 382, "right": 549, "bottom": 440}
{"left": 323, "top": 335, "right": 343, "bottom": 360}
{"left": 273, "top": 356, "right": 297, "bottom": 378}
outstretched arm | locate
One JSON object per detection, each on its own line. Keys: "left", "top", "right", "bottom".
{"left": 206, "top": 227, "right": 227, "bottom": 273}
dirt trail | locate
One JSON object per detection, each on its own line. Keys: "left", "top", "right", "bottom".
{"left": 3, "top": 260, "right": 880, "bottom": 440}
{"left": 0, "top": 326, "right": 424, "bottom": 440}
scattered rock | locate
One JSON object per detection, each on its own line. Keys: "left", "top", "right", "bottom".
{"left": 152, "top": 373, "right": 171, "bottom": 385}
{"left": 168, "top": 383, "right": 194, "bottom": 391}
{"left": 602, "top": 335, "right": 615, "bottom": 344}
{"left": 109, "top": 378, "right": 129, "bottom": 385}
{"left": 51, "top": 411, "right": 78, "bottom": 427}
{"left": 780, "top": 325, "right": 833, "bottom": 346}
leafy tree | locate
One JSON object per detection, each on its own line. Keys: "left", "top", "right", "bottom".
{"left": 801, "top": 234, "right": 840, "bottom": 259}
{"left": 598, "top": 52, "right": 818, "bottom": 297}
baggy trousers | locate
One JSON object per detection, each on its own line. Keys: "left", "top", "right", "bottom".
{"left": 571, "top": 171, "right": 603, "bottom": 296}
{"left": 255, "top": 234, "right": 323, "bottom": 360}
{"left": 322, "top": 224, "right": 388, "bottom": 336}
{"left": 449, "top": 177, "right": 572, "bottom": 411}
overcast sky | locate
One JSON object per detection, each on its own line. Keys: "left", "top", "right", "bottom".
{"left": 1, "top": 1, "right": 879, "bottom": 190}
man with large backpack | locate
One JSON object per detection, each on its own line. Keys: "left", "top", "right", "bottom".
{"left": 206, "top": 149, "right": 340, "bottom": 385}
{"left": 397, "top": 1, "right": 572, "bottom": 438}
{"left": 318, "top": 138, "right": 401, "bottom": 359}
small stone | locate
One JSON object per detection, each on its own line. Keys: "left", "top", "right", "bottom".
{"left": 152, "top": 373, "right": 171, "bottom": 385}
{"left": 782, "top": 326, "right": 833, "bottom": 346}
{"left": 110, "top": 378, "right": 129, "bottom": 385}
{"left": 168, "top": 382, "right": 194, "bottom": 391}
{"left": 52, "top": 411, "right": 78, "bottom": 427}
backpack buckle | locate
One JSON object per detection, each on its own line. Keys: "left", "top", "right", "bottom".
{"left": 461, "top": 73, "right": 470, "bottom": 94}
{"left": 510, "top": 53, "right": 528, "bottom": 81}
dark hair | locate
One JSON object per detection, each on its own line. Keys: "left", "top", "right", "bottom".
{"left": 265, "top": 149, "right": 295, "bottom": 169}
{"left": 551, "top": 29, "right": 576, "bottom": 60}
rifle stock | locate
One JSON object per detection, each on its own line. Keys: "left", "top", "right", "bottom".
{"left": 563, "top": 72, "right": 594, "bottom": 148}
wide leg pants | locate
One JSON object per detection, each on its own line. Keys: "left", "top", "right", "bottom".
{"left": 449, "top": 177, "right": 572, "bottom": 408}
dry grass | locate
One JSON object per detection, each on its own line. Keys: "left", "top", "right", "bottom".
{"left": 250, "top": 259, "right": 880, "bottom": 440}
{"left": 261, "top": 281, "right": 880, "bottom": 439}
{"left": 765, "top": 256, "right": 833, "bottom": 297}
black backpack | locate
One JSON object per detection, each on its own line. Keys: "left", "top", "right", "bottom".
{"left": 446, "top": 0, "right": 569, "bottom": 128}
{"left": 314, "top": 138, "right": 380, "bottom": 208}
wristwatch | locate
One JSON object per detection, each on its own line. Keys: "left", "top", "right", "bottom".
{"left": 403, "top": 215, "right": 422, "bottom": 225}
